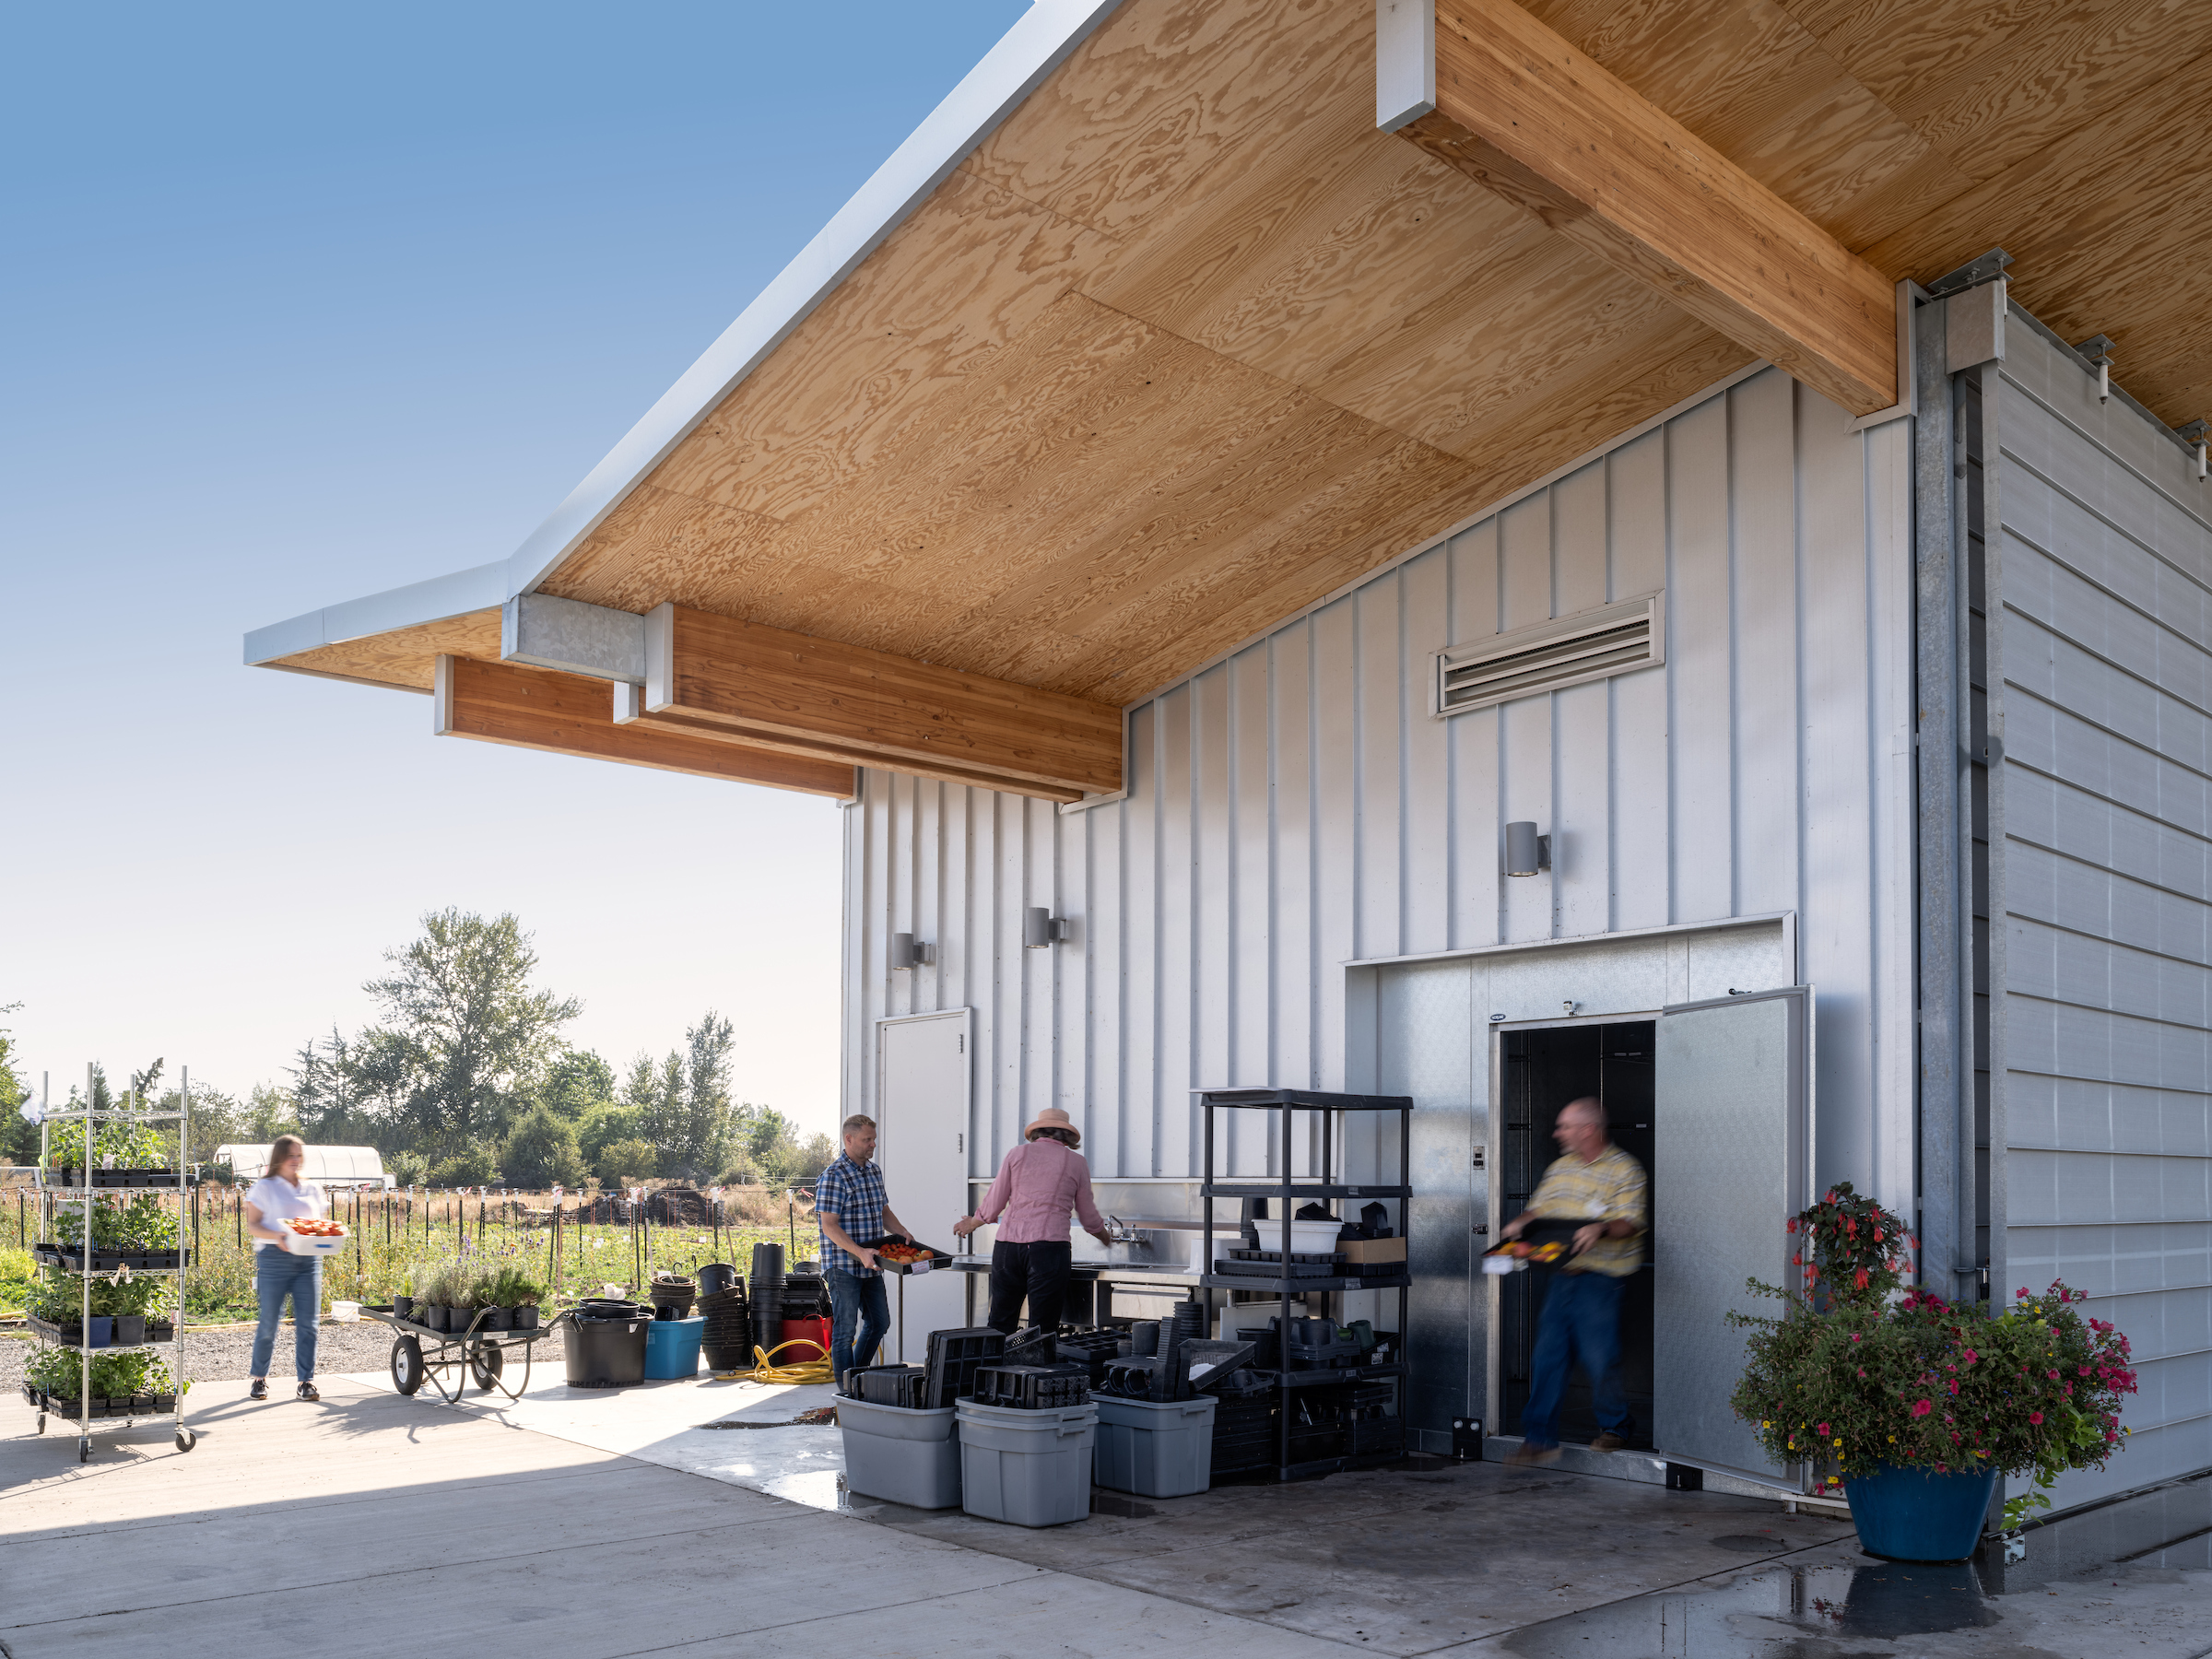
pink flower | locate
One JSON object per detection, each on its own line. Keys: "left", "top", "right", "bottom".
{"left": 2030, "top": 1411, "right": 2043, "bottom": 1425}
{"left": 1817, "top": 1423, "right": 1830, "bottom": 1437}
{"left": 1912, "top": 1399, "right": 1932, "bottom": 1418}
{"left": 2048, "top": 1370, "right": 2060, "bottom": 1380}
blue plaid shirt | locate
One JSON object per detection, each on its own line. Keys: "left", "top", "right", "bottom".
{"left": 815, "top": 1152, "right": 887, "bottom": 1277}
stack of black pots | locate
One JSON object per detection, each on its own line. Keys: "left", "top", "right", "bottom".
{"left": 648, "top": 1272, "right": 697, "bottom": 1320}
{"left": 697, "top": 1262, "right": 750, "bottom": 1370}
{"left": 781, "top": 1260, "right": 830, "bottom": 1324}
{"left": 748, "top": 1242, "right": 785, "bottom": 1355}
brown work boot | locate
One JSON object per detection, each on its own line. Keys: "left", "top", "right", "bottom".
{"left": 1591, "top": 1430, "right": 1626, "bottom": 1453}
{"left": 1505, "top": 1442, "right": 1561, "bottom": 1467}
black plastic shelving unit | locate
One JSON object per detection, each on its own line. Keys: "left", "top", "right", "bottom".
{"left": 1196, "top": 1088, "right": 1413, "bottom": 1480}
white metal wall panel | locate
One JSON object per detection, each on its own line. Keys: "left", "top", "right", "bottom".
{"left": 1990, "top": 316, "right": 2212, "bottom": 1508}
{"left": 842, "top": 364, "right": 1916, "bottom": 1223}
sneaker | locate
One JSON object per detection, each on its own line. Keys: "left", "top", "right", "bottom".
{"left": 296, "top": 1382, "right": 321, "bottom": 1403}
{"left": 1592, "top": 1431, "right": 1627, "bottom": 1453}
{"left": 249, "top": 1379, "right": 268, "bottom": 1401}
{"left": 1505, "top": 1442, "right": 1561, "bottom": 1467}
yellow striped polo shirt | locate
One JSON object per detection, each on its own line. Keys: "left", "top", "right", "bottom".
{"left": 1524, "top": 1143, "right": 1649, "bottom": 1277}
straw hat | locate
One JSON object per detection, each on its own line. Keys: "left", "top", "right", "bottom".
{"left": 1023, "top": 1107, "right": 1081, "bottom": 1147}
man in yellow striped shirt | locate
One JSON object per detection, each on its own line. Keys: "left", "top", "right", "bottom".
{"left": 1500, "top": 1096, "right": 1648, "bottom": 1466}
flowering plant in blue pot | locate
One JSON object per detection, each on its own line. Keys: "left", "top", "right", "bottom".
{"left": 1729, "top": 1183, "right": 2137, "bottom": 1561}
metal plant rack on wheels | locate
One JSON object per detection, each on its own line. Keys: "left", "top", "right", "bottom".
{"left": 366, "top": 1306, "right": 559, "bottom": 1404}
{"left": 1197, "top": 1088, "right": 1414, "bottom": 1481}
{"left": 26, "top": 1065, "right": 197, "bottom": 1462}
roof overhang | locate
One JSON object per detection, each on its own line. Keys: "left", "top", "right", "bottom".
{"left": 248, "top": 0, "right": 2212, "bottom": 799}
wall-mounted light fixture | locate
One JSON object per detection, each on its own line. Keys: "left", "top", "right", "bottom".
{"left": 1503, "top": 821, "right": 1551, "bottom": 877}
{"left": 2183, "top": 420, "right": 2209, "bottom": 484}
{"left": 2074, "top": 334, "right": 2116, "bottom": 403}
{"left": 1023, "top": 907, "right": 1069, "bottom": 948}
{"left": 890, "top": 933, "right": 935, "bottom": 971}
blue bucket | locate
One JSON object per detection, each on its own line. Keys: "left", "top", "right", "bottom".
{"left": 643, "top": 1315, "right": 705, "bottom": 1380}
{"left": 1843, "top": 1464, "right": 1999, "bottom": 1562}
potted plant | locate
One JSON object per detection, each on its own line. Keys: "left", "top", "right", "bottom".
{"left": 1731, "top": 1183, "right": 2138, "bottom": 1562}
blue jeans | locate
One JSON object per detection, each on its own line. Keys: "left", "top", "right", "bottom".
{"left": 251, "top": 1248, "right": 321, "bottom": 1382}
{"left": 1521, "top": 1269, "right": 1630, "bottom": 1448}
{"left": 828, "top": 1267, "right": 889, "bottom": 1383}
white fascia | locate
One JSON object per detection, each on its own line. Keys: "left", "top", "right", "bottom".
{"left": 243, "top": 0, "right": 1130, "bottom": 663}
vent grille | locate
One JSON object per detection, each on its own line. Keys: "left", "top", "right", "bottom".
{"left": 1435, "top": 593, "right": 1664, "bottom": 715}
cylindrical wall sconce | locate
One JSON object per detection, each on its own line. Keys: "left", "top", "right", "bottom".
{"left": 1503, "top": 821, "right": 1551, "bottom": 877}
{"left": 1023, "top": 907, "right": 1068, "bottom": 948}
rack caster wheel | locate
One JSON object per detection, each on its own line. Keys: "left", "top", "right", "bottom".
{"left": 175, "top": 1429, "right": 196, "bottom": 1453}
{"left": 78, "top": 1440, "right": 90, "bottom": 1463}
{"left": 34, "top": 1413, "right": 45, "bottom": 1434}
{"left": 472, "top": 1347, "right": 504, "bottom": 1393}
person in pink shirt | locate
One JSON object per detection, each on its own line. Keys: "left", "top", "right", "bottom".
{"left": 952, "top": 1107, "right": 1112, "bottom": 1334}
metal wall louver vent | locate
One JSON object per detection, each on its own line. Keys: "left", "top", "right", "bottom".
{"left": 1434, "top": 592, "right": 1665, "bottom": 716}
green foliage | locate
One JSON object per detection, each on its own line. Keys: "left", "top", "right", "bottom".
{"left": 0, "top": 1003, "right": 31, "bottom": 1164}
{"left": 503, "top": 1107, "right": 588, "bottom": 1190}
{"left": 598, "top": 1137, "right": 662, "bottom": 1186}
{"left": 577, "top": 1101, "right": 646, "bottom": 1173}
{"left": 53, "top": 1194, "right": 180, "bottom": 1250}
{"left": 27, "top": 1346, "right": 188, "bottom": 1399}
{"left": 484, "top": 1263, "right": 542, "bottom": 1308}
{"left": 429, "top": 1142, "right": 500, "bottom": 1187}
{"left": 345, "top": 909, "right": 582, "bottom": 1157}
{"left": 1729, "top": 1188, "right": 2137, "bottom": 1520}
{"left": 539, "top": 1050, "right": 617, "bottom": 1121}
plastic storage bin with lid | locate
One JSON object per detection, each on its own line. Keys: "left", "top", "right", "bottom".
{"left": 954, "top": 1397, "right": 1097, "bottom": 1526}
{"left": 1092, "top": 1393, "right": 1218, "bottom": 1498}
{"left": 838, "top": 1395, "right": 962, "bottom": 1508}
{"left": 643, "top": 1315, "right": 705, "bottom": 1379}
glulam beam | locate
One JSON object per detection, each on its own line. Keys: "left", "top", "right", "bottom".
{"left": 1383, "top": 0, "right": 1897, "bottom": 417}
{"left": 434, "top": 654, "right": 855, "bottom": 797}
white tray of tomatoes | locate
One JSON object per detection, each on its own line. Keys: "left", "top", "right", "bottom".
{"left": 280, "top": 1216, "right": 349, "bottom": 1255}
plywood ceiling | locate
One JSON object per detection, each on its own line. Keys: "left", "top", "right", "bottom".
{"left": 397, "top": 0, "right": 2212, "bottom": 703}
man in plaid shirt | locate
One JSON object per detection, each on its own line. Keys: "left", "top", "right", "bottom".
{"left": 815, "top": 1113, "right": 915, "bottom": 1383}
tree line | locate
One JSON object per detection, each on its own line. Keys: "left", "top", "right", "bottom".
{"left": 2, "top": 912, "right": 837, "bottom": 1190}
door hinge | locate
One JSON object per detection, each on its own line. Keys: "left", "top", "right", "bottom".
{"left": 1471, "top": 1147, "right": 1486, "bottom": 1170}
{"left": 958, "top": 1134, "right": 964, "bottom": 1154}
{"left": 958, "top": 1034, "right": 965, "bottom": 1053}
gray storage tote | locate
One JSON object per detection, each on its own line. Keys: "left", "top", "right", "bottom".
{"left": 837, "top": 1396, "right": 961, "bottom": 1509}
{"left": 1093, "top": 1392, "right": 1217, "bottom": 1497}
{"left": 954, "top": 1397, "right": 1096, "bottom": 1527}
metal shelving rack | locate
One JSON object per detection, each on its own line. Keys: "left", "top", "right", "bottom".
{"left": 28, "top": 1065, "right": 195, "bottom": 1462}
{"left": 1196, "top": 1088, "right": 1413, "bottom": 1481}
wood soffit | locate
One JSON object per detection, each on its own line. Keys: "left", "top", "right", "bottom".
{"left": 340, "top": 0, "right": 2212, "bottom": 719}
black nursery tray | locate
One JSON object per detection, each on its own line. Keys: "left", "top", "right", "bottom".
{"left": 32, "top": 1245, "right": 192, "bottom": 1272}
{"left": 858, "top": 1236, "right": 954, "bottom": 1275}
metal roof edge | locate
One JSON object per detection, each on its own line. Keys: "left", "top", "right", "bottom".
{"left": 242, "top": 559, "right": 508, "bottom": 665}
{"left": 500, "top": 0, "right": 1132, "bottom": 600}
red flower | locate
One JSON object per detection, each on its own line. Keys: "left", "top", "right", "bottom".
{"left": 1817, "top": 1423, "right": 1830, "bottom": 1437}
{"left": 1854, "top": 1267, "right": 1870, "bottom": 1289}
{"left": 1786, "top": 1218, "right": 1798, "bottom": 1233}
{"left": 1912, "top": 1399, "right": 1932, "bottom": 1418}
{"left": 2029, "top": 1411, "right": 2043, "bottom": 1425}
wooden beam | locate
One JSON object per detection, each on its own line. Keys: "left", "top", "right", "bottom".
{"left": 644, "top": 604, "right": 1124, "bottom": 800}
{"left": 1389, "top": 0, "right": 1897, "bottom": 417}
{"left": 434, "top": 655, "right": 855, "bottom": 798}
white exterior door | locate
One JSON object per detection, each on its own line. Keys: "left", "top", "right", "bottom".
{"left": 876, "top": 1009, "right": 971, "bottom": 1359}
{"left": 1652, "top": 985, "right": 1811, "bottom": 1486}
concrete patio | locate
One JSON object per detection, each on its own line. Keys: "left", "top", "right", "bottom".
{"left": 5, "top": 1366, "right": 2208, "bottom": 1658}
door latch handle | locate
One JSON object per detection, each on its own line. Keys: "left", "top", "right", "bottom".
{"left": 1472, "top": 1225, "right": 1488, "bottom": 1235}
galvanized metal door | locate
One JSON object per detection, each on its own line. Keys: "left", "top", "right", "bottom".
{"left": 1652, "top": 986, "right": 1810, "bottom": 1486}
{"left": 875, "top": 1008, "right": 971, "bottom": 1359}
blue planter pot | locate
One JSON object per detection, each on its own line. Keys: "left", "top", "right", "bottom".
{"left": 87, "top": 1315, "right": 113, "bottom": 1349}
{"left": 1844, "top": 1464, "right": 1999, "bottom": 1562}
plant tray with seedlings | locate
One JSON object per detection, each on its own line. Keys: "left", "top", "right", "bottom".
{"left": 33, "top": 1245, "right": 193, "bottom": 1272}
{"left": 859, "top": 1236, "right": 953, "bottom": 1275}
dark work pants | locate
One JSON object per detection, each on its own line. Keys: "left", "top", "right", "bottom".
{"left": 1520, "top": 1269, "right": 1630, "bottom": 1448}
{"left": 986, "top": 1240, "right": 1072, "bottom": 1334}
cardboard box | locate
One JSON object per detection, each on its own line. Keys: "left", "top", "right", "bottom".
{"left": 1337, "top": 1236, "right": 1406, "bottom": 1265}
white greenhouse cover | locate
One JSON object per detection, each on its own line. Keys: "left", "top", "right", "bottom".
{"left": 214, "top": 1144, "right": 390, "bottom": 1185}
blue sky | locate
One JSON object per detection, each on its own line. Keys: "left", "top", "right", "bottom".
{"left": 2, "top": 1, "right": 1029, "bottom": 1129}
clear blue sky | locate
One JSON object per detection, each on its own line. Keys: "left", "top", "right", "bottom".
{"left": 2, "top": 1, "right": 1029, "bottom": 1129}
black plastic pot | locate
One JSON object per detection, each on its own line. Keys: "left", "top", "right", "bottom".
{"left": 562, "top": 1312, "right": 648, "bottom": 1386}
{"left": 115, "top": 1315, "right": 146, "bottom": 1346}
{"left": 696, "top": 1263, "right": 737, "bottom": 1297}
{"left": 392, "top": 1294, "right": 413, "bottom": 1320}
{"left": 512, "top": 1306, "right": 539, "bottom": 1330}
{"left": 482, "top": 1306, "right": 514, "bottom": 1332}
{"left": 421, "top": 1305, "right": 447, "bottom": 1332}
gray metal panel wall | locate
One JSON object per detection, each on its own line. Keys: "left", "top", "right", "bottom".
{"left": 842, "top": 365, "right": 1916, "bottom": 1252}
{"left": 1989, "top": 315, "right": 2212, "bottom": 1508}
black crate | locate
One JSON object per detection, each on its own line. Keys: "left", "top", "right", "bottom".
{"left": 850, "top": 1364, "right": 929, "bottom": 1407}
{"left": 971, "top": 1361, "right": 1090, "bottom": 1410}
{"left": 1003, "top": 1326, "right": 1058, "bottom": 1365}
{"left": 1213, "top": 1257, "right": 1339, "bottom": 1279}
{"left": 1347, "top": 1417, "right": 1407, "bottom": 1456}
{"left": 923, "top": 1326, "right": 1006, "bottom": 1408}
{"left": 1227, "top": 1248, "right": 1341, "bottom": 1265}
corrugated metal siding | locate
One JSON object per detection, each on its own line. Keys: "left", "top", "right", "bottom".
{"left": 844, "top": 364, "right": 1915, "bottom": 1210}
{"left": 1991, "top": 316, "right": 2212, "bottom": 1506}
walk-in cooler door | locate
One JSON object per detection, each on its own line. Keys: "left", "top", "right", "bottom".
{"left": 1652, "top": 985, "right": 1810, "bottom": 1487}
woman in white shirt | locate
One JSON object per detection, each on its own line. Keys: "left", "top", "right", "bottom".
{"left": 243, "top": 1135, "right": 325, "bottom": 1402}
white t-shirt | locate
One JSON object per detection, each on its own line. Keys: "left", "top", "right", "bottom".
{"left": 246, "top": 1175, "right": 326, "bottom": 1251}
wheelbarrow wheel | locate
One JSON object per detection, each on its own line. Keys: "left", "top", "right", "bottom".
{"left": 391, "top": 1335, "right": 426, "bottom": 1396}
{"left": 471, "top": 1346, "right": 504, "bottom": 1393}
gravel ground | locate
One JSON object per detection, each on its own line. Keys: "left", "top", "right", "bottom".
{"left": 2, "top": 1322, "right": 401, "bottom": 1391}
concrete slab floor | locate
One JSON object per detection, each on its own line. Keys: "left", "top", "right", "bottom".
{"left": 10, "top": 1369, "right": 2210, "bottom": 1658}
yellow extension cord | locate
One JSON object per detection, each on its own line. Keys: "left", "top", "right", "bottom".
{"left": 721, "top": 1337, "right": 833, "bottom": 1386}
